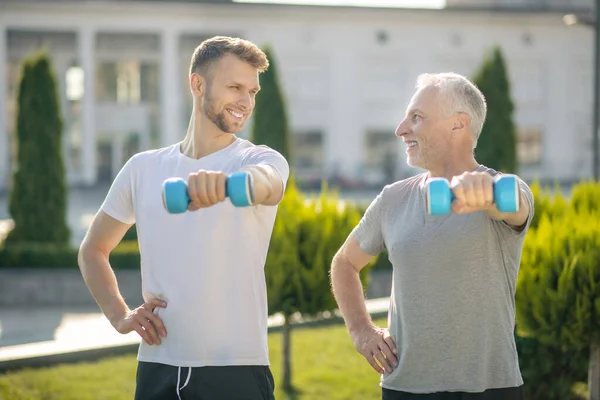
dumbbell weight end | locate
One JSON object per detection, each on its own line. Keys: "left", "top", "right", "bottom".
{"left": 162, "top": 171, "right": 253, "bottom": 214}
{"left": 426, "top": 174, "right": 519, "bottom": 215}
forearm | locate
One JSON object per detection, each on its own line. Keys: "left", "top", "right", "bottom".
{"left": 78, "top": 246, "right": 130, "bottom": 326}
{"left": 241, "top": 165, "right": 283, "bottom": 206}
{"left": 331, "top": 254, "right": 372, "bottom": 334}
{"left": 486, "top": 191, "right": 529, "bottom": 228}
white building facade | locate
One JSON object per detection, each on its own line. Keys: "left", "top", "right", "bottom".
{"left": 0, "top": 0, "right": 595, "bottom": 191}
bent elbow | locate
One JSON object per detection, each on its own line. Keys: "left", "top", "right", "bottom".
{"left": 78, "top": 239, "right": 108, "bottom": 270}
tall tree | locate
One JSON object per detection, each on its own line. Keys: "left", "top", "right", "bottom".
{"left": 472, "top": 46, "right": 517, "bottom": 173}
{"left": 250, "top": 45, "right": 291, "bottom": 161}
{"left": 6, "top": 50, "right": 70, "bottom": 245}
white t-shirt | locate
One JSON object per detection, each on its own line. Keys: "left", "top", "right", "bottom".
{"left": 100, "top": 138, "right": 290, "bottom": 367}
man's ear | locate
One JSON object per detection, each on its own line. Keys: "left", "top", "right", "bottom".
{"left": 453, "top": 112, "right": 469, "bottom": 131}
{"left": 190, "top": 73, "right": 205, "bottom": 96}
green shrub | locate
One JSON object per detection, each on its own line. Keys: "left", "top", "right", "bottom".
{"left": 516, "top": 179, "right": 600, "bottom": 399}
{"left": 265, "top": 181, "right": 377, "bottom": 392}
{"left": 516, "top": 210, "right": 600, "bottom": 349}
{"left": 250, "top": 45, "right": 291, "bottom": 161}
{"left": 6, "top": 50, "right": 70, "bottom": 245}
{"left": 570, "top": 179, "right": 600, "bottom": 214}
{"left": 472, "top": 46, "right": 517, "bottom": 173}
{"left": 123, "top": 225, "right": 137, "bottom": 241}
{"left": 529, "top": 180, "right": 569, "bottom": 230}
{"left": 516, "top": 333, "right": 588, "bottom": 400}
{"left": 266, "top": 182, "right": 374, "bottom": 318}
{"left": 0, "top": 242, "right": 76, "bottom": 268}
{"left": 0, "top": 241, "right": 140, "bottom": 269}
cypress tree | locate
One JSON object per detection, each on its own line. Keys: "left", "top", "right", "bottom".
{"left": 472, "top": 46, "right": 517, "bottom": 173}
{"left": 5, "top": 50, "right": 70, "bottom": 245}
{"left": 250, "top": 45, "right": 291, "bottom": 162}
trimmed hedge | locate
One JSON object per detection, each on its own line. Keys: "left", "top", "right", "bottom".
{"left": 6, "top": 51, "right": 70, "bottom": 245}
{"left": 515, "top": 180, "right": 599, "bottom": 400}
{"left": 0, "top": 241, "right": 140, "bottom": 269}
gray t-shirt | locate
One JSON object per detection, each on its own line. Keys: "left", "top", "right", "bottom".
{"left": 352, "top": 165, "right": 534, "bottom": 393}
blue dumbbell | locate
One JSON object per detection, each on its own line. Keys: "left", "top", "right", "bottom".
{"left": 162, "top": 171, "right": 253, "bottom": 214}
{"left": 426, "top": 174, "right": 519, "bottom": 216}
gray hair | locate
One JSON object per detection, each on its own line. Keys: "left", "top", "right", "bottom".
{"left": 416, "top": 72, "right": 487, "bottom": 149}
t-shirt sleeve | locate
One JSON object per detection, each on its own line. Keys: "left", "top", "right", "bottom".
{"left": 350, "top": 189, "right": 386, "bottom": 256}
{"left": 100, "top": 155, "right": 137, "bottom": 225}
{"left": 495, "top": 177, "right": 535, "bottom": 237}
{"left": 242, "top": 145, "right": 290, "bottom": 192}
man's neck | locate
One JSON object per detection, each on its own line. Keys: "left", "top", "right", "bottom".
{"left": 426, "top": 156, "right": 480, "bottom": 182}
{"left": 180, "top": 113, "right": 236, "bottom": 159}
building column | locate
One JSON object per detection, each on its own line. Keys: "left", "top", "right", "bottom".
{"left": 0, "top": 25, "right": 8, "bottom": 191}
{"left": 79, "top": 27, "right": 96, "bottom": 186}
{"left": 160, "top": 29, "right": 181, "bottom": 147}
{"left": 327, "top": 40, "right": 362, "bottom": 179}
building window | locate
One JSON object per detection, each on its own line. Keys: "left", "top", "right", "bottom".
{"left": 64, "top": 63, "right": 84, "bottom": 172}
{"left": 95, "top": 60, "right": 158, "bottom": 105}
{"left": 293, "top": 131, "right": 324, "bottom": 170}
{"left": 517, "top": 128, "right": 542, "bottom": 165}
{"left": 66, "top": 66, "right": 84, "bottom": 101}
{"left": 291, "top": 130, "right": 325, "bottom": 188}
{"left": 364, "top": 132, "right": 396, "bottom": 166}
{"left": 363, "top": 131, "right": 398, "bottom": 184}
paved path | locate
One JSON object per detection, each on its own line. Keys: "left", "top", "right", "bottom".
{"left": 0, "top": 298, "right": 390, "bottom": 371}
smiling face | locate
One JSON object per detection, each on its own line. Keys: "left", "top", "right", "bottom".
{"left": 193, "top": 53, "right": 261, "bottom": 134}
{"left": 395, "top": 85, "right": 456, "bottom": 170}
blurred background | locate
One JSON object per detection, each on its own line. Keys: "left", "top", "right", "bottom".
{"left": 0, "top": 0, "right": 596, "bottom": 246}
{"left": 0, "top": 1, "right": 598, "bottom": 399}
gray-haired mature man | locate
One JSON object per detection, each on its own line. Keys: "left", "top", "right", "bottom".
{"left": 331, "top": 73, "right": 533, "bottom": 400}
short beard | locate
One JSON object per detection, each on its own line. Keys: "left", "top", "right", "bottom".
{"left": 407, "top": 139, "right": 440, "bottom": 171}
{"left": 202, "top": 88, "right": 240, "bottom": 134}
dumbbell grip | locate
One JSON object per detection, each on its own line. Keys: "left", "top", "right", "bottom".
{"left": 162, "top": 171, "right": 253, "bottom": 214}
{"left": 426, "top": 174, "right": 519, "bottom": 215}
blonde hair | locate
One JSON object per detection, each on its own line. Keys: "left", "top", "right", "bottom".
{"left": 416, "top": 72, "right": 487, "bottom": 148}
{"left": 189, "top": 36, "right": 269, "bottom": 76}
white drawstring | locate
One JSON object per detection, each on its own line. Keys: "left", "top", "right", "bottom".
{"left": 176, "top": 367, "right": 182, "bottom": 400}
{"left": 182, "top": 367, "right": 192, "bottom": 390}
{"left": 176, "top": 366, "right": 192, "bottom": 400}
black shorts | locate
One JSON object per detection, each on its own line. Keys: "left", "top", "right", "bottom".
{"left": 134, "top": 361, "right": 275, "bottom": 400}
{"left": 382, "top": 385, "right": 524, "bottom": 400}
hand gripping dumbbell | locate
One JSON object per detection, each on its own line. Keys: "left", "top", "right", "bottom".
{"left": 162, "top": 171, "right": 253, "bottom": 214}
{"left": 425, "top": 174, "right": 519, "bottom": 216}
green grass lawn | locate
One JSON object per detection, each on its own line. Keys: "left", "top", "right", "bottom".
{"left": 0, "top": 318, "right": 386, "bottom": 400}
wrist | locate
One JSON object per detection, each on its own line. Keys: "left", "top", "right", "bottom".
{"left": 348, "top": 319, "right": 374, "bottom": 336}
{"left": 241, "top": 166, "right": 273, "bottom": 205}
{"left": 106, "top": 303, "right": 130, "bottom": 327}
{"left": 484, "top": 205, "right": 504, "bottom": 220}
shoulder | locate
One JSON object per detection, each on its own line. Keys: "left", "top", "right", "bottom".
{"left": 236, "top": 139, "right": 289, "bottom": 170}
{"left": 238, "top": 139, "right": 286, "bottom": 158}
{"left": 381, "top": 173, "right": 426, "bottom": 198}
{"left": 369, "top": 173, "right": 426, "bottom": 210}
{"left": 124, "top": 144, "right": 178, "bottom": 168}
